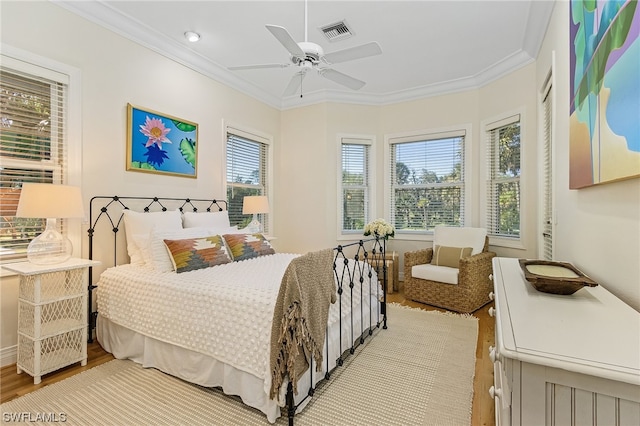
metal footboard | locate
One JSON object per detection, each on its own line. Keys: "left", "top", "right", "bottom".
{"left": 284, "top": 237, "right": 388, "bottom": 425}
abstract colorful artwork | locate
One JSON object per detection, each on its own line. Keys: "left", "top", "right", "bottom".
{"left": 126, "top": 104, "right": 198, "bottom": 178}
{"left": 569, "top": 0, "right": 639, "bottom": 189}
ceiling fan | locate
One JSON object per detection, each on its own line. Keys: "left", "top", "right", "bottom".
{"left": 228, "top": 1, "right": 382, "bottom": 96}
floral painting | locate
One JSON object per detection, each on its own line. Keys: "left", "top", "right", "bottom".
{"left": 126, "top": 104, "right": 198, "bottom": 178}
{"left": 569, "top": 0, "right": 639, "bottom": 189}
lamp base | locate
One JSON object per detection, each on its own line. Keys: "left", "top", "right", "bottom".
{"left": 27, "top": 220, "right": 73, "bottom": 265}
{"left": 245, "top": 216, "right": 262, "bottom": 234}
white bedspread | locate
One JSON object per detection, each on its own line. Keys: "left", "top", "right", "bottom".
{"left": 96, "top": 252, "right": 381, "bottom": 402}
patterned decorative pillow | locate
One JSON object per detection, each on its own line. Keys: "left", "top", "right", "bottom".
{"left": 222, "top": 233, "right": 275, "bottom": 261}
{"left": 431, "top": 245, "right": 473, "bottom": 268}
{"left": 163, "top": 235, "right": 231, "bottom": 273}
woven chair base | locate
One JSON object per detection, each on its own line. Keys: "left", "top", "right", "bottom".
{"left": 404, "top": 278, "right": 493, "bottom": 313}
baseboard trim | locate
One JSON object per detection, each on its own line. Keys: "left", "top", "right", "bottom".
{"left": 1, "top": 345, "right": 17, "bottom": 367}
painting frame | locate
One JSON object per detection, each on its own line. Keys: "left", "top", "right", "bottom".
{"left": 569, "top": 0, "right": 640, "bottom": 189}
{"left": 126, "top": 103, "right": 198, "bottom": 178}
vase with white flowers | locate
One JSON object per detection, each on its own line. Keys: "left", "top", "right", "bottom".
{"left": 363, "top": 218, "right": 395, "bottom": 240}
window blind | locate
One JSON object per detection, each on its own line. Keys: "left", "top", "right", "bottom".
{"left": 389, "top": 133, "right": 465, "bottom": 232}
{"left": 485, "top": 115, "right": 521, "bottom": 238}
{"left": 542, "top": 83, "right": 553, "bottom": 260}
{"left": 226, "top": 132, "right": 269, "bottom": 232}
{"left": 0, "top": 67, "right": 67, "bottom": 261}
{"left": 341, "top": 142, "right": 369, "bottom": 232}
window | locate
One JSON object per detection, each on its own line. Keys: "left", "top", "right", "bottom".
{"left": 485, "top": 115, "right": 521, "bottom": 239}
{"left": 225, "top": 128, "right": 270, "bottom": 232}
{"left": 0, "top": 62, "right": 69, "bottom": 262}
{"left": 339, "top": 136, "right": 372, "bottom": 235}
{"left": 542, "top": 78, "right": 554, "bottom": 260}
{"left": 387, "top": 129, "right": 466, "bottom": 234}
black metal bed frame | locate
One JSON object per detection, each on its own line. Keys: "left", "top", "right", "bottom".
{"left": 86, "top": 195, "right": 387, "bottom": 425}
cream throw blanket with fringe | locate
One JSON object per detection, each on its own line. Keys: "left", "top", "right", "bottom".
{"left": 269, "top": 248, "right": 336, "bottom": 399}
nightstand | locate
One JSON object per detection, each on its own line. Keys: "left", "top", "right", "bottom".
{"left": 369, "top": 251, "right": 398, "bottom": 294}
{"left": 4, "top": 258, "right": 100, "bottom": 384}
{"left": 384, "top": 252, "right": 399, "bottom": 293}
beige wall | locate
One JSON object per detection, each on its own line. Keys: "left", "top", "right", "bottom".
{"left": 536, "top": 2, "right": 640, "bottom": 310}
{"left": 0, "top": 1, "right": 280, "bottom": 364}
{"left": 1, "top": 0, "right": 638, "bottom": 366}
{"left": 276, "top": 70, "right": 540, "bottom": 263}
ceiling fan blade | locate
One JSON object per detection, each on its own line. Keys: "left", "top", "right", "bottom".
{"left": 266, "top": 25, "right": 305, "bottom": 60}
{"left": 320, "top": 69, "right": 366, "bottom": 90}
{"left": 228, "top": 63, "right": 289, "bottom": 71}
{"left": 323, "top": 42, "right": 382, "bottom": 64}
{"left": 283, "top": 71, "right": 307, "bottom": 96}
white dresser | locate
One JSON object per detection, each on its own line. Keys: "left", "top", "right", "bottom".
{"left": 490, "top": 257, "right": 640, "bottom": 425}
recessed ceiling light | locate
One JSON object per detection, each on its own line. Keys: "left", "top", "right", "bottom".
{"left": 184, "top": 31, "right": 200, "bottom": 42}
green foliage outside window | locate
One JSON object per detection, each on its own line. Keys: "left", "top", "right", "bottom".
{"left": 492, "top": 123, "right": 521, "bottom": 237}
{"left": 342, "top": 169, "right": 366, "bottom": 231}
{"left": 0, "top": 72, "right": 58, "bottom": 259}
{"left": 392, "top": 136, "right": 465, "bottom": 232}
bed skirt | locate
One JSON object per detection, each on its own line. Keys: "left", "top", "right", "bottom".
{"left": 97, "top": 298, "right": 380, "bottom": 423}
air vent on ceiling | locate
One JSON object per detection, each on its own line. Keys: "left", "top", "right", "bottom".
{"left": 320, "top": 20, "right": 353, "bottom": 42}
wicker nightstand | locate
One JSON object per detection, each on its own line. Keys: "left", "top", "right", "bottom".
{"left": 4, "top": 258, "right": 99, "bottom": 384}
{"left": 384, "top": 252, "right": 399, "bottom": 293}
{"left": 370, "top": 252, "right": 399, "bottom": 294}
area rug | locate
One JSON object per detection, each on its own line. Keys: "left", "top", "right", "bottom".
{"left": 1, "top": 304, "right": 478, "bottom": 425}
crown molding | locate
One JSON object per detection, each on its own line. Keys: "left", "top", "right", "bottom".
{"left": 52, "top": 0, "right": 282, "bottom": 108}
{"left": 52, "top": 0, "right": 555, "bottom": 111}
{"left": 522, "top": 0, "right": 556, "bottom": 58}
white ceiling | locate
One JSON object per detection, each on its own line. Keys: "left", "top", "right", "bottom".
{"left": 55, "top": 0, "right": 555, "bottom": 110}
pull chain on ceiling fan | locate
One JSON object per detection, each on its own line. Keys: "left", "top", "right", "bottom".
{"left": 228, "top": 0, "right": 382, "bottom": 97}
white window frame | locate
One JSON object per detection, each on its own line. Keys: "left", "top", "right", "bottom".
{"left": 0, "top": 45, "right": 82, "bottom": 266}
{"left": 480, "top": 109, "right": 525, "bottom": 249}
{"left": 336, "top": 134, "right": 375, "bottom": 240}
{"left": 223, "top": 122, "right": 273, "bottom": 234}
{"left": 539, "top": 61, "right": 556, "bottom": 260}
{"left": 384, "top": 124, "right": 472, "bottom": 242}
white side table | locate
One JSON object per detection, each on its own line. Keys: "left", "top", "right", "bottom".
{"left": 4, "top": 258, "right": 100, "bottom": 384}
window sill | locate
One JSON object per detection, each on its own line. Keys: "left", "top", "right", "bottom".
{"left": 489, "top": 236, "right": 526, "bottom": 250}
{"left": 392, "top": 233, "right": 434, "bottom": 243}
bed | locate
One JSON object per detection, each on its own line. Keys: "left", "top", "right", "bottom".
{"left": 87, "top": 196, "right": 388, "bottom": 424}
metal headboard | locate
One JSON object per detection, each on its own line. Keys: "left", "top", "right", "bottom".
{"left": 86, "top": 196, "right": 227, "bottom": 341}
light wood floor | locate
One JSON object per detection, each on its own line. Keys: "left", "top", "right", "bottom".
{"left": 1, "top": 283, "right": 495, "bottom": 425}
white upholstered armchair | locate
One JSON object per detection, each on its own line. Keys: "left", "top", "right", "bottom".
{"left": 404, "top": 226, "right": 496, "bottom": 313}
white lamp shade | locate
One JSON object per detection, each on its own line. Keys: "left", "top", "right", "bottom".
{"left": 16, "top": 183, "right": 84, "bottom": 219}
{"left": 242, "top": 195, "right": 270, "bottom": 215}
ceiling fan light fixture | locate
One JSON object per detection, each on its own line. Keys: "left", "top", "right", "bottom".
{"left": 184, "top": 31, "right": 200, "bottom": 42}
{"left": 228, "top": 5, "right": 382, "bottom": 95}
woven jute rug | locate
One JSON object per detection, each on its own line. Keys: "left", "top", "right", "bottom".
{"left": 1, "top": 304, "right": 478, "bottom": 425}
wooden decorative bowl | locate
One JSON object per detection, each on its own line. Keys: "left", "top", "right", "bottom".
{"left": 519, "top": 259, "right": 598, "bottom": 295}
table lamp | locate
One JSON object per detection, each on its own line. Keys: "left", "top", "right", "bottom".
{"left": 242, "top": 195, "right": 269, "bottom": 233}
{"left": 16, "top": 183, "right": 84, "bottom": 265}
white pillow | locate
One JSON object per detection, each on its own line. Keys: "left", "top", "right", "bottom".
{"left": 147, "top": 226, "right": 238, "bottom": 272}
{"left": 182, "top": 211, "right": 230, "bottom": 229}
{"left": 133, "top": 234, "right": 154, "bottom": 266}
{"left": 122, "top": 210, "right": 182, "bottom": 265}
